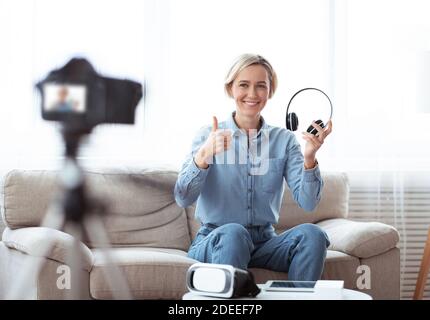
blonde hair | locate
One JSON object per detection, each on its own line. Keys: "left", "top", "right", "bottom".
{"left": 224, "top": 53, "right": 278, "bottom": 98}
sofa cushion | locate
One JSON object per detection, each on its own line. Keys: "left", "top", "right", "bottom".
{"left": 2, "top": 227, "right": 93, "bottom": 272}
{"left": 2, "top": 170, "right": 59, "bottom": 229}
{"left": 89, "top": 247, "right": 197, "bottom": 299}
{"left": 317, "top": 218, "right": 400, "bottom": 258}
{"left": 2, "top": 168, "right": 191, "bottom": 251}
{"left": 89, "top": 248, "right": 360, "bottom": 299}
{"left": 274, "top": 172, "right": 349, "bottom": 232}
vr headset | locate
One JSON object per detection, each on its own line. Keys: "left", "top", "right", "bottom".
{"left": 186, "top": 263, "right": 261, "bottom": 298}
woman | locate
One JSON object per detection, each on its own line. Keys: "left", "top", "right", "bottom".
{"left": 174, "top": 54, "right": 332, "bottom": 281}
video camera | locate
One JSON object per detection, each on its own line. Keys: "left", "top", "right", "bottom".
{"left": 36, "top": 57, "right": 143, "bottom": 130}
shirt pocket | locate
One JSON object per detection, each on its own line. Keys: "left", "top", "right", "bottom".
{"left": 260, "top": 158, "right": 285, "bottom": 193}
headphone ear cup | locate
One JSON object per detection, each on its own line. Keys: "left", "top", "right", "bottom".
{"left": 286, "top": 112, "right": 299, "bottom": 131}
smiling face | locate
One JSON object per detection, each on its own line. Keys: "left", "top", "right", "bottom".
{"left": 229, "top": 64, "right": 270, "bottom": 119}
{"left": 58, "top": 87, "right": 69, "bottom": 102}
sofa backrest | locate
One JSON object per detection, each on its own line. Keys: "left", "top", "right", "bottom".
{"left": 275, "top": 172, "right": 349, "bottom": 232}
{"left": 2, "top": 169, "right": 349, "bottom": 247}
{"left": 2, "top": 168, "right": 193, "bottom": 251}
{"left": 186, "top": 172, "right": 350, "bottom": 239}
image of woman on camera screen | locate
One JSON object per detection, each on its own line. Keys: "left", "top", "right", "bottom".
{"left": 50, "top": 86, "right": 80, "bottom": 112}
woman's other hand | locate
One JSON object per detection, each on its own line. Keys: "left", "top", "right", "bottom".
{"left": 301, "top": 120, "right": 333, "bottom": 169}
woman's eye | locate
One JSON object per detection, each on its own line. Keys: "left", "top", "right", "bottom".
{"left": 258, "top": 84, "right": 267, "bottom": 89}
{"left": 239, "top": 83, "right": 248, "bottom": 88}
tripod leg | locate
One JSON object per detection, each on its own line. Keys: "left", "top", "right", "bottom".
{"left": 6, "top": 201, "right": 65, "bottom": 299}
{"left": 84, "top": 215, "right": 132, "bottom": 300}
{"left": 63, "top": 222, "right": 89, "bottom": 300}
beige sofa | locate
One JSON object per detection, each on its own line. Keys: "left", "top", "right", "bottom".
{"left": 0, "top": 168, "right": 400, "bottom": 299}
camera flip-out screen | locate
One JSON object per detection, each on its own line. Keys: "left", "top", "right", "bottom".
{"left": 43, "top": 83, "right": 87, "bottom": 113}
{"left": 37, "top": 58, "right": 142, "bottom": 127}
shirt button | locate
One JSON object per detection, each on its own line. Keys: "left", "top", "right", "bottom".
{"left": 248, "top": 206, "right": 251, "bottom": 209}
{"left": 248, "top": 189, "right": 252, "bottom": 192}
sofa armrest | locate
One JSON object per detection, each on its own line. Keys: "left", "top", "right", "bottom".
{"left": 317, "top": 218, "right": 400, "bottom": 258}
{"left": 2, "top": 227, "right": 93, "bottom": 272}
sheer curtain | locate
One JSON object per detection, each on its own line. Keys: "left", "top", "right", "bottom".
{"left": 0, "top": 0, "right": 146, "bottom": 172}
{"left": 0, "top": 0, "right": 147, "bottom": 236}
{"left": 143, "top": 0, "right": 333, "bottom": 169}
{"left": 333, "top": 0, "right": 430, "bottom": 299}
{"left": 332, "top": 0, "right": 430, "bottom": 172}
{"left": 0, "top": 0, "right": 333, "bottom": 168}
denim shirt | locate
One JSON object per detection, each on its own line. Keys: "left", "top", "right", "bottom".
{"left": 174, "top": 112, "right": 323, "bottom": 227}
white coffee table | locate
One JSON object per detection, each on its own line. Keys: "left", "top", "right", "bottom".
{"left": 183, "top": 285, "right": 372, "bottom": 300}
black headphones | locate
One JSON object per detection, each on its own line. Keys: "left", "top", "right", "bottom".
{"left": 286, "top": 87, "right": 333, "bottom": 135}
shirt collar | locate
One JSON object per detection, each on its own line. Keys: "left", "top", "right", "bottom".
{"left": 225, "top": 111, "right": 269, "bottom": 137}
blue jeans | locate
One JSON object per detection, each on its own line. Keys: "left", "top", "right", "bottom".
{"left": 187, "top": 223, "right": 330, "bottom": 281}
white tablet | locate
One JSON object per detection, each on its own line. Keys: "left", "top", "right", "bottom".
{"left": 264, "top": 280, "right": 317, "bottom": 292}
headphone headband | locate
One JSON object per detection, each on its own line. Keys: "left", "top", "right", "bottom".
{"left": 286, "top": 87, "right": 333, "bottom": 122}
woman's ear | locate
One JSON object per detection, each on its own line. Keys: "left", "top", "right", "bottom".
{"left": 268, "top": 87, "right": 274, "bottom": 99}
{"left": 226, "top": 84, "right": 233, "bottom": 98}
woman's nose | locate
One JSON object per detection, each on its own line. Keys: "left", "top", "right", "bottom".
{"left": 247, "top": 86, "right": 258, "bottom": 98}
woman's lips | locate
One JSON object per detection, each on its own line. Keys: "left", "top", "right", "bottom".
{"left": 243, "top": 101, "right": 259, "bottom": 106}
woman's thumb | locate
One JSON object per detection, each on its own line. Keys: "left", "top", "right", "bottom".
{"left": 212, "top": 116, "right": 218, "bottom": 132}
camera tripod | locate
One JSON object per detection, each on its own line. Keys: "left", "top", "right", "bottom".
{"left": 7, "top": 125, "right": 132, "bottom": 299}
